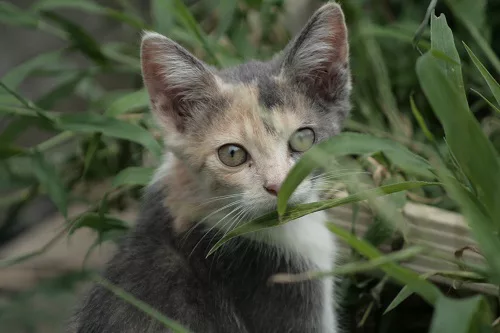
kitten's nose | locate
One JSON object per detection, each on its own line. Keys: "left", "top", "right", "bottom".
{"left": 264, "top": 183, "right": 281, "bottom": 196}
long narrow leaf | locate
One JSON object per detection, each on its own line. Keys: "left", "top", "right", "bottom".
{"left": 464, "top": 43, "right": 500, "bottom": 107}
{"left": 56, "top": 113, "right": 163, "bottom": 158}
{"left": 208, "top": 181, "right": 438, "bottom": 256}
{"left": 277, "top": 132, "right": 434, "bottom": 215}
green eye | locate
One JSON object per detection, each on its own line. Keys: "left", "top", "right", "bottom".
{"left": 289, "top": 128, "right": 315, "bottom": 152}
{"left": 218, "top": 144, "right": 248, "bottom": 167}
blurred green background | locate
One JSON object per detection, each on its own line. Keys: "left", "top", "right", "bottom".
{"left": 1, "top": 0, "right": 500, "bottom": 332}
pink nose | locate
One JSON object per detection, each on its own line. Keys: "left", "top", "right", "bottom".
{"left": 264, "top": 183, "right": 281, "bottom": 196}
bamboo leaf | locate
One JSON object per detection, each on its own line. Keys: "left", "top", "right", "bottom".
{"left": 56, "top": 113, "right": 163, "bottom": 158}
{"left": 208, "top": 181, "right": 438, "bottom": 257}
{"left": 327, "top": 223, "right": 441, "bottom": 305}
{"left": 277, "top": 132, "right": 434, "bottom": 215}
{"left": 171, "top": 0, "right": 221, "bottom": 67}
{"left": 1, "top": 51, "right": 62, "bottom": 90}
{"left": 32, "top": 151, "right": 68, "bottom": 218}
{"left": 41, "top": 11, "right": 108, "bottom": 67}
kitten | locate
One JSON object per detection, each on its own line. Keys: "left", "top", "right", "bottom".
{"left": 68, "top": 2, "right": 351, "bottom": 333}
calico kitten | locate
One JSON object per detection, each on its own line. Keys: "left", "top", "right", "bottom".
{"left": 68, "top": 2, "right": 351, "bottom": 333}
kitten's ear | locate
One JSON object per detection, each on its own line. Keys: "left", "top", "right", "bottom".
{"left": 280, "top": 3, "right": 349, "bottom": 101}
{"left": 141, "top": 32, "right": 218, "bottom": 132}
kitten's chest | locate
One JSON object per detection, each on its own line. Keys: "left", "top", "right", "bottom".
{"left": 212, "top": 212, "right": 336, "bottom": 333}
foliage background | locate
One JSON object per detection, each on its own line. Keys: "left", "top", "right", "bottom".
{"left": 1, "top": 0, "right": 500, "bottom": 332}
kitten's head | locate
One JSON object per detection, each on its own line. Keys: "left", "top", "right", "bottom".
{"left": 141, "top": 3, "right": 351, "bottom": 226}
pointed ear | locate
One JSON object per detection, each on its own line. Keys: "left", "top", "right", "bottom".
{"left": 280, "top": 3, "right": 350, "bottom": 102}
{"left": 141, "top": 32, "right": 219, "bottom": 132}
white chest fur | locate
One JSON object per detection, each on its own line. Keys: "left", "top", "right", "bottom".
{"left": 250, "top": 210, "right": 338, "bottom": 333}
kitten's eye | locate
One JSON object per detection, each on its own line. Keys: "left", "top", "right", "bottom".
{"left": 289, "top": 128, "right": 315, "bottom": 152}
{"left": 218, "top": 144, "right": 248, "bottom": 167}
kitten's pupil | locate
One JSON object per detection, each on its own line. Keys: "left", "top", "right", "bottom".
{"left": 218, "top": 144, "right": 248, "bottom": 167}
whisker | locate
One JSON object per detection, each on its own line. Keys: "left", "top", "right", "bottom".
{"left": 181, "top": 199, "right": 244, "bottom": 244}
{"left": 190, "top": 205, "right": 244, "bottom": 257}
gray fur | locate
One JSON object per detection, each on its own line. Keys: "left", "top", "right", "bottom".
{"left": 68, "top": 185, "right": 325, "bottom": 333}
{"left": 68, "top": 3, "right": 351, "bottom": 333}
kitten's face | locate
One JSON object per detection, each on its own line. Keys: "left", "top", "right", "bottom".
{"left": 141, "top": 3, "right": 351, "bottom": 223}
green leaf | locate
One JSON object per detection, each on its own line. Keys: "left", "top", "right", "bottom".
{"left": 429, "top": 295, "right": 493, "bottom": 333}
{"left": 94, "top": 276, "right": 192, "bottom": 333}
{"left": 112, "top": 166, "right": 155, "bottom": 188}
{"left": 1, "top": 51, "right": 62, "bottom": 90}
{"left": 417, "top": 13, "right": 500, "bottom": 222}
{"left": 171, "top": 0, "right": 221, "bottom": 67}
{"left": 32, "top": 151, "right": 68, "bottom": 218}
{"left": 271, "top": 246, "right": 426, "bottom": 283}
{"left": 277, "top": 132, "right": 434, "bottom": 215}
{"left": 151, "top": 0, "right": 175, "bottom": 35}
{"left": 464, "top": 43, "right": 500, "bottom": 107}
{"left": 56, "top": 113, "right": 163, "bottom": 158}
{"left": 445, "top": 0, "right": 500, "bottom": 74}
{"left": 410, "top": 95, "right": 435, "bottom": 142}
{"left": 327, "top": 223, "right": 441, "bottom": 305}
{"left": 384, "top": 285, "right": 414, "bottom": 314}
{"left": 31, "top": 0, "right": 105, "bottom": 13}
{"left": 215, "top": 0, "right": 238, "bottom": 38}
{"left": 471, "top": 88, "right": 500, "bottom": 114}
{"left": 32, "top": 0, "right": 148, "bottom": 30}
{"left": 208, "top": 181, "right": 438, "bottom": 257}
{"left": 41, "top": 11, "right": 108, "bottom": 66}
{"left": 0, "top": 145, "right": 26, "bottom": 159}
{"left": 0, "top": 2, "right": 39, "bottom": 28}
{"left": 36, "top": 72, "right": 88, "bottom": 109}
{"left": 69, "top": 212, "right": 129, "bottom": 235}
{"left": 105, "top": 89, "right": 149, "bottom": 116}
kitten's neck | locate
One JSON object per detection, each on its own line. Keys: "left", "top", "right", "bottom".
{"left": 153, "top": 153, "right": 209, "bottom": 233}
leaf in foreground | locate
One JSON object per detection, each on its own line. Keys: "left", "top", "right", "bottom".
{"left": 95, "top": 276, "right": 192, "bottom": 333}
{"left": 208, "top": 181, "right": 438, "bottom": 257}
{"left": 429, "top": 295, "right": 493, "bottom": 333}
{"left": 277, "top": 132, "right": 435, "bottom": 215}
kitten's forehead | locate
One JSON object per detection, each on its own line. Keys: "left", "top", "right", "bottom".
{"left": 209, "top": 79, "right": 309, "bottom": 153}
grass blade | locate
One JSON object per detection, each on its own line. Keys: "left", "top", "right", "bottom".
{"left": 464, "top": 42, "right": 500, "bottom": 107}
{"left": 208, "top": 181, "right": 438, "bottom": 256}
{"left": 277, "top": 132, "right": 434, "bottom": 215}
{"left": 94, "top": 276, "right": 192, "bottom": 333}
